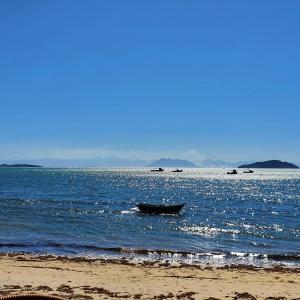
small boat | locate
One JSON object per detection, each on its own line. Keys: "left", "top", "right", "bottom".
{"left": 137, "top": 203, "right": 185, "bottom": 215}
{"left": 151, "top": 168, "right": 164, "bottom": 172}
{"left": 243, "top": 169, "right": 254, "bottom": 174}
{"left": 227, "top": 169, "right": 238, "bottom": 175}
{"left": 172, "top": 169, "right": 183, "bottom": 172}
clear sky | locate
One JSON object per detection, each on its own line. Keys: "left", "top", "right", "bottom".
{"left": 0, "top": 0, "right": 299, "bottom": 164}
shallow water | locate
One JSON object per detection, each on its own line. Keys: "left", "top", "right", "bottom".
{"left": 0, "top": 167, "right": 299, "bottom": 266}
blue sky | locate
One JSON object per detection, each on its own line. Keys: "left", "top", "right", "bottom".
{"left": 0, "top": 1, "right": 299, "bottom": 163}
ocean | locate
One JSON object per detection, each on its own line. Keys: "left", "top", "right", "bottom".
{"left": 0, "top": 167, "right": 299, "bottom": 267}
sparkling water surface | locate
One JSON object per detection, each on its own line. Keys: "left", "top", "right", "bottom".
{"left": 0, "top": 167, "right": 299, "bottom": 266}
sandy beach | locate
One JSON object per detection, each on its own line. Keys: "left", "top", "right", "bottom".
{"left": 0, "top": 254, "right": 299, "bottom": 300}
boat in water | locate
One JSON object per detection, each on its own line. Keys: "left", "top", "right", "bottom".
{"left": 172, "top": 169, "right": 183, "bottom": 172}
{"left": 227, "top": 169, "right": 238, "bottom": 175}
{"left": 137, "top": 203, "right": 185, "bottom": 215}
{"left": 151, "top": 168, "right": 164, "bottom": 172}
{"left": 243, "top": 169, "right": 254, "bottom": 173}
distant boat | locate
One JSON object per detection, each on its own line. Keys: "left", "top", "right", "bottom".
{"left": 172, "top": 169, "right": 183, "bottom": 173}
{"left": 137, "top": 203, "right": 185, "bottom": 215}
{"left": 243, "top": 169, "right": 254, "bottom": 173}
{"left": 227, "top": 169, "right": 238, "bottom": 175}
{"left": 151, "top": 168, "right": 164, "bottom": 172}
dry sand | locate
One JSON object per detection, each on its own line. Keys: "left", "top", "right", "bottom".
{"left": 0, "top": 254, "right": 299, "bottom": 300}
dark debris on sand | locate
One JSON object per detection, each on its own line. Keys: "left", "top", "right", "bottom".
{"left": 176, "top": 292, "right": 197, "bottom": 300}
{"left": 82, "top": 287, "right": 131, "bottom": 298}
{"left": 264, "top": 297, "right": 287, "bottom": 300}
{"left": 150, "top": 291, "right": 197, "bottom": 300}
{"left": 56, "top": 285, "right": 74, "bottom": 294}
{"left": 153, "top": 292, "right": 174, "bottom": 299}
{"left": 35, "top": 286, "right": 53, "bottom": 292}
{"left": 233, "top": 292, "right": 257, "bottom": 300}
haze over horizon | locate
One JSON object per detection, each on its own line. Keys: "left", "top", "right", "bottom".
{"left": 1, "top": 1, "right": 299, "bottom": 164}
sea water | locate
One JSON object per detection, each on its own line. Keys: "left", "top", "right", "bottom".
{"left": 0, "top": 167, "right": 299, "bottom": 267}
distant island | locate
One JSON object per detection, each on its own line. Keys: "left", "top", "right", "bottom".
{"left": 238, "top": 160, "right": 299, "bottom": 169}
{"left": 0, "top": 164, "right": 42, "bottom": 168}
{"left": 147, "top": 158, "right": 197, "bottom": 168}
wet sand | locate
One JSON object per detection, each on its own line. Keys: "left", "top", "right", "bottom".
{"left": 0, "top": 254, "right": 299, "bottom": 300}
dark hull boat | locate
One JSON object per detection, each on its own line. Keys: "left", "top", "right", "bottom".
{"left": 243, "top": 170, "right": 254, "bottom": 173}
{"left": 137, "top": 203, "right": 185, "bottom": 215}
{"left": 172, "top": 169, "right": 183, "bottom": 172}
{"left": 227, "top": 169, "right": 238, "bottom": 175}
{"left": 151, "top": 168, "right": 164, "bottom": 172}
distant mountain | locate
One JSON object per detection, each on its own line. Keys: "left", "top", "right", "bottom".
{"left": 0, "top": 164, "right": 42, "bottom": 168}
{"left": 238, "top": 160, "right": 299, "bottom": 169}
{"left": 147, "top": 158, "right": 197, "bottom": 168}
{"left": 1, "top": 158, "right": 148, "bottom": 168}
{"left": 197, "top": 159, "right": 255, "bottom": 168}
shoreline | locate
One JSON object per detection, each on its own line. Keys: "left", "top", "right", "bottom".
{"left": 1, "top": 249, "right": 299, "bottom": 269}
{"left": 1, "top": 252, "right": 300, "bottom": 272}
{"left": 0, "top": 253, "right": 299, "bottom": 300}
